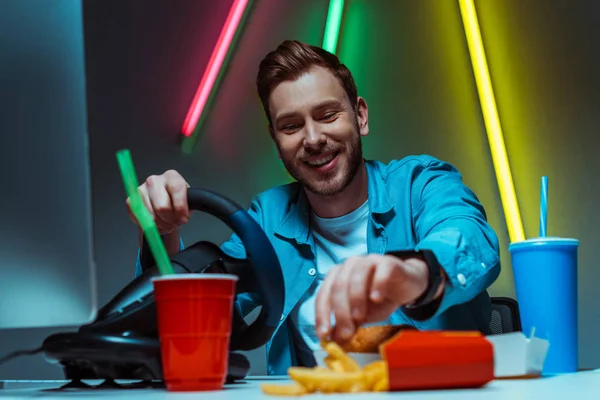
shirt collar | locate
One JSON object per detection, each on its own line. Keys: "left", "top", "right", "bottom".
{"left": 274, "top": 160, "right": 395, "bottom": 243}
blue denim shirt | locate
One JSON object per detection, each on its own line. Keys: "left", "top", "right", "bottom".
{"left": 136, "top": 155, "right": 501, "bottom": 375}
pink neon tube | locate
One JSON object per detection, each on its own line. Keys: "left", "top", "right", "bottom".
{"left": 181, "top": 0, "right": 249, "bottom": 137}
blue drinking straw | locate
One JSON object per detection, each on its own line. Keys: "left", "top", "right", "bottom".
{"left": 539, "top": 176, "right": 548, "bottom": 237}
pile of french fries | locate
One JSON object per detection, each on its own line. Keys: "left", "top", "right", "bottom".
{"left": 261, "top": 341, "right": 388, "bottom": 396}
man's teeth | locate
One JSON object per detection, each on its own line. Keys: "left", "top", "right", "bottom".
{"left": 307, "top": 153, "right": 335, "bottom": 167}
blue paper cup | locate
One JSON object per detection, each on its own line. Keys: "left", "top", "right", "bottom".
{"left": 508, "top": 237, "right": 579, "bottom": 374}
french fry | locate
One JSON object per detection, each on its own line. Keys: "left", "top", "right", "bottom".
{"left": 363, "top": 360, "right": 386, "bottom": 389}
{"left": 312, "top": 367, "right": 330, "bottom": 373}
{"left": 322, "top": 341, "right": 361, "bottom": 372}
{"left": 261, "top": 382, "right": 308, "bottom": 396}
{"left": 363, "top": 360, "right": 386, "bottom": 373}
{"left": 262, "top": 340, "right": 390, "bottom": 396}
{"left": 323, "top": 355, "right": 345, "bottom": 372}
{"left": 348, "top": 381, "right": 368, "bottom": 393}
{"left": 373, "top": 375, "right": 389, "bottom": 392}
{"left": 288, "top": 367, "right": 367, "bottom": 393}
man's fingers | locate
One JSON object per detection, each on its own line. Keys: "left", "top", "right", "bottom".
{"left": 125, "top": 170, "right": 191, "bottom": 235}
{"left": 364, "top": 298, "right": 400, "bottom": 324}
{"left": 315, "top": 266, "right": 341, "bottom": 340}
{"left": 166, "top": 177, "right": 190, "bottom": 224}
{"left": 330, "top": 263, "right": 356, "bottom": 343}
{"left": 369, "top": 259, "right": 398, "bottom": 304}
{"left": 136, "top": 185, "right": 155, "bottom": 220}
{"left": 348, "top": 262, "right": 375, "bottom": 327}
{"left": 131, "top": 185, "right": 175, "bottom": 234}
{"left": 147, "top": 177, "right": 177, "bottom": 229}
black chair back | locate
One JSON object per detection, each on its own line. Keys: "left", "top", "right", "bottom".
{"left": 489, "top": 297, "right": 522, "bottom": 334}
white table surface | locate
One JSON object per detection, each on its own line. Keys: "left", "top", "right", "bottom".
{"left": 1, "top": 371, "right": 599, "bottom": 399}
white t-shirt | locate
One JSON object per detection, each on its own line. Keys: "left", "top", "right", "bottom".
{"left": 289, "top": 200, "right": 372, "bottom": 350}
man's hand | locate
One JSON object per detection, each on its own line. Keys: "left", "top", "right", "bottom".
{"left": 315, "top": 254, "right": 445, "bottom": 344}
{"left": 126, "top": 169, "right": 191, "bottom": 234}
{"left": 125, "top": 169, "right": 190, "bottom": 255}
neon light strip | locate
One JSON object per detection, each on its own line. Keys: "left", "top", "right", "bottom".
{"left": 322, "top": 0, "right": 344, "bottom": 53}
{"left": 458, "top": 0, "right": 525, "bottom": 243}
{"left": 181, "top": 0, "right": 249, "bottom": 137}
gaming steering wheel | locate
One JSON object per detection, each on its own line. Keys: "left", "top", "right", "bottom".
{"left": 41, "top": 186, "right": 285, "bottom": 380}
{"left": 137, "top": 187, "right": 286, "bottom": 351}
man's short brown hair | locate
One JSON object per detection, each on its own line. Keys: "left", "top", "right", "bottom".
{"left": 256, "top": 40, "right": 358, "bottom": 125}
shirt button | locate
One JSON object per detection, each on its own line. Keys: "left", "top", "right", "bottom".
{"left": 280, "top": 314, "right": 285, "bottom": 321}
{"left": 457, "top": 273, "right": 467, "bottom": 286}
{"left": 308, "top": 268, "right": 316, "bottom": 276}
{"left": 481, "top": 262, "right": 486, "bottom": 268}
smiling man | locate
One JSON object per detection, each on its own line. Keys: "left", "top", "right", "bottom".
{"left": 129, "top": 40, "right": 501, "bottom": 375}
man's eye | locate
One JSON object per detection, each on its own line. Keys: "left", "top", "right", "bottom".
{"left": 282, "top": 124, "right": 300, "bottom": 132}
{"left": 321, "top": 112, "right": 337, "bottom": 121}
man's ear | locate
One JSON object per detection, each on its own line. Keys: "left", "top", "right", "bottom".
{"left": 355, "top": 96, "right": 369, "bottom": 137}
{"left": 268, "top": 124, "right": 275, "bottom": 139}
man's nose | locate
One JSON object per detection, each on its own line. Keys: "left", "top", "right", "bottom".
{"left": 303, "top": 121, "right": 327, "bottom": 148}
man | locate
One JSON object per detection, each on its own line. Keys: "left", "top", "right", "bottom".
{"left": 128, "top": 40, "right": 501, "bottom": 375}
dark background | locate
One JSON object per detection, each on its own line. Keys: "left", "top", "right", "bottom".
{"left": 1, "top": 0, "right": 599, "bottom": 378}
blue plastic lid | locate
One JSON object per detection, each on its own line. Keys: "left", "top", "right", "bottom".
{"left": 508, "top": 237, "right": 579, "bottom": 252}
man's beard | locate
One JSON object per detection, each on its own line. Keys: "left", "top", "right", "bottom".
{"left": 279, "top": 120, "right": 363, "bottom": 197}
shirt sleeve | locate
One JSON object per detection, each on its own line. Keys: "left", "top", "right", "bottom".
{"left": 402, "top": 158, "right": 501, "bottom": 320}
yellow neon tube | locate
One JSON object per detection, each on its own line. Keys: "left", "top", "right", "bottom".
{"left": 458, "top": 0, "right": 525, "bottom": 243}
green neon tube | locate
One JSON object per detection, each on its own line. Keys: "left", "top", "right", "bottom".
{"left": 322, "top": 0, "right": 344, "bottom": 53}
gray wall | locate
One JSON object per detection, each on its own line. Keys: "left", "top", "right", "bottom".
{"left": 1, "top": 0, "right": 599, "bottom": 379}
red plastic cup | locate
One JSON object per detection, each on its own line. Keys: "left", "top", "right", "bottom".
{"left": 152, "top": 273, "right": 238, "bottom": 392}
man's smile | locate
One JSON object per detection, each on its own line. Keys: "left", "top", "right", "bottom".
{"left": 303, "top": 150, "right": 340, "bottom": 173}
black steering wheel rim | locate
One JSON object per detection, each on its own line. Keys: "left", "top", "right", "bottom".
{"left": 178, "top": 188, "right": 285, "bottom": 350}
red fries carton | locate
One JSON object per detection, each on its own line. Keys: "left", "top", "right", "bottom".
{"left": 380, "top": 330, "right": 494, "bottom": 391}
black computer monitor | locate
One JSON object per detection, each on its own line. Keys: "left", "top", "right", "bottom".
{"left": 0, "top": 0, "right": 97, "bottom": 329}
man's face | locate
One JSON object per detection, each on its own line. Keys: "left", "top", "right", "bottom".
{"left": 268, "top": 66, "right": 369, "bottom": 197}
